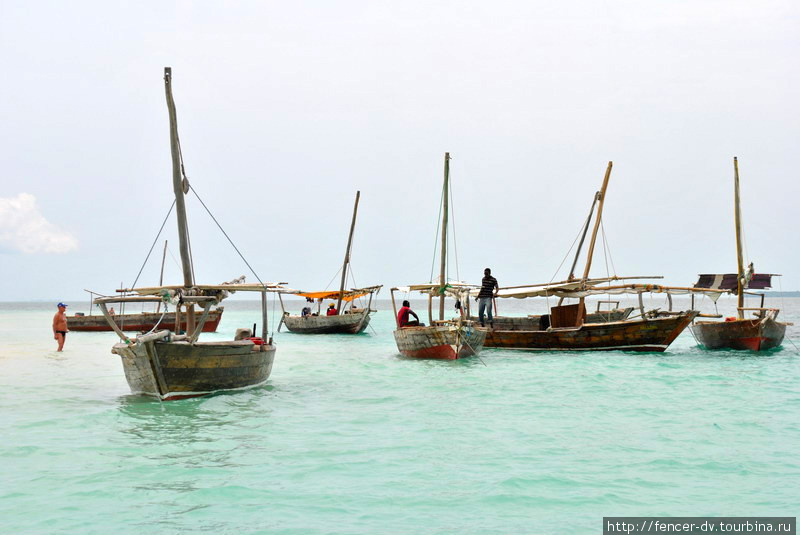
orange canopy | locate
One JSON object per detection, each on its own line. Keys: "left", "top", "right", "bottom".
{"left": 295, "top": 291, "right": 368, "bottom": 303}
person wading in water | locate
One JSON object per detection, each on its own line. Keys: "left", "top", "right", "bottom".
{"left": 53, "top": 302, "right": 69, "bottom": 351}
{"left": 476, "top": 268, "right": 499, "bottom": 327}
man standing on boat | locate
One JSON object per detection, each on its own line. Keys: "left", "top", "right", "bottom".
{"left": 53, "top": 303, "right": 69, "bottom": 351}
{"left": 477, "top": 268, "right": 499, "bottom": 327}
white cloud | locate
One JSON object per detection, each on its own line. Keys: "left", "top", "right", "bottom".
{"left": 0, "top": 193, "right": 78, "bottom": 254}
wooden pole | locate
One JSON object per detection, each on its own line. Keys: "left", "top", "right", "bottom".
{"left": 581, "top": 162, "right": 613, "bottom": 284}
{"left": 579, "top": 161, "right": 613, "bottom": 311}
{"left": 337, "top": 191, "right": 360, "bottom": 313}
{"left": 277, "top": 292, "right": 285, "bottom": 333}
{"left": 733, "top": 156, "right": 745, "bottom": 319}
{"left": 163, "top": 67, "right": 194, "bottom": 289}
{"left": 98, "top": 302, "right": 129, "bottom": 342}
{"left": 261, "top": 290, "right": 268, "bottom": 341}
{"left": 390, "top": 289, "right": 399, "bottom": 328}
{"left": 439, "top": 153, "right": 450, "bottom": 321}
{"left": 156, "top": 240, "right": 168, "bottom": 313}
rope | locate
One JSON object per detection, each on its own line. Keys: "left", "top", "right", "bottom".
{"left": 429, "top": 181, "right": 445, "bottom": 284}
{"left": 167, "top": 247, "right": 182, "bottom": 270}
{"left": 188, "top": 184, "right": 267, "bottom": 288}
{"left": 171, "top": 89, "right": 197, "bottom": 285}
{"left": 448, "top": 174, "right": 460, "bottom": 283}
{"left": 548, "top": 221, "right": 587, "bottom": 283}
{"left": 143, "top": 303, "right": 169, "bottom": 335}
{"left": 323, "top": 266, "right": 343, "bottom": 292}
{"left": 600, "top": 219, "right": 617, "bottom": 276}
{"left": 129, "top": 200, "right": 176, "bottom": 289}
{"left": 186, "top": 214, "right": 196, "bottom": 283}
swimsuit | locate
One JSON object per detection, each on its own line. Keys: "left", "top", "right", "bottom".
{"left": 56, "top": 330, "right": 67, "bottom": 338}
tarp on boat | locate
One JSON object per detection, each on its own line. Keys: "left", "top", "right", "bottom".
{"left": 291, "top": 285, "right": 382, "bottom": 302}
{"left": 479, "top": 282, "right": 728, "bottom": 300}
{"left": 694, "top": 273, "right": 776, "bottom": 291}
{"left": 394, "top": 282, "right": 478, "bottom": 299}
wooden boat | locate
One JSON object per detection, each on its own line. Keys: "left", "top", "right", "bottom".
{"left": 689, "top": 157, "right": 790, "bottom": 351}
{"left": 391, "top": 153, "right": 487, "bottom": 360}
{"left": 94, "top": 67, "right": 281, "bottom": 400}
{"left": 479, "top": 161, "right": 698, "bottom": 352}
{"left": 68, "top": 307, "right": 223, "bottom": 333}
{"left": 280, "top": 289, "right": 381, "bottom": 334}
{"left": 278, "top": 191, "right": 382, "bottom": 334}
{"left": 468, "top": 304, "right": 633, "bottom": 331}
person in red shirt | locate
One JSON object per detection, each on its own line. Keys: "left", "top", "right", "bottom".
{"left": 397, "top": 300, "right": 421, "bottom": 328}
{"left": 326, "top": 303, "right": 338, "bottom": 316}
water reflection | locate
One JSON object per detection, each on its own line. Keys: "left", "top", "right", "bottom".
{"left": 114, "top": 385, "right": 277, "bottom": 446}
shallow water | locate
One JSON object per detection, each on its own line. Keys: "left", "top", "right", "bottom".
{"left": 1, "top": 296, "right": 798, "bottom": 534}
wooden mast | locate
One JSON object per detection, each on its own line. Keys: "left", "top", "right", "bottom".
{"left": 156, "top": 240, "right": 168, "bottom": 313}
{"left": 578, "top": 161, "right": 613, "bottom": 310}
{"left": 734, "top": 156, "right": 745, "bottom": 319}
{"left": 337, "top": 191, "right": 360, "bottom": 313}
{"left": 439, "top": 153, "right": 450, "bottom": 321}
{"left": 164, "top": 67, "right": 194, "bottom": 289}
{"left": 581, "top": 161, "right": 613, "bottom": 284}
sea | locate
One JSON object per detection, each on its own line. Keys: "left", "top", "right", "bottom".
{"left": 1, "top": 294, "right": 798, "bottom": 535}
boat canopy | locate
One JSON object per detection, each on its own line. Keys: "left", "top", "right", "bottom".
{"left": 290, "top": 285, "right": 382, "bottom": 302}
{"left": 478, "top": 282, "right": 728, "bottom": 300}
{"left": 694, "top": 273, "right": 777, "bottom": 291}
{"left": 393, "top": 282, "right": 478, "bottom": 299}
{"left": 121, "top": 283, "right": 291, "bottom": 295}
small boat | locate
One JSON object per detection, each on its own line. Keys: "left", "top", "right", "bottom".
{"left": 689, "top": 157, "right": 790, "bottom": 351}
{"left": 278, "top": 191, "right": 382, "bottom": 334}
{"left": 479, "top": 162, "right": 698, "bottom": 352}
{"left": 94, "top": 67, "right": 281, "bottom": 400}
{"left": 68, "top": 307, "right": 223, "bottom": 333}
{"left": 391, "top": 153, "right": 487, "bottom": 360}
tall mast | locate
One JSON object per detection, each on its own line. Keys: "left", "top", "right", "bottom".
{"left": 337, "top": 191, "right": 360, "bottom": 313}
{"left": 580, "top": 161, "right": 613, "bottom": 285}
{"left": 163, "top": 67, "right": 194, "bottom": 288}
{"left": 439, "top": 153, "right": 450, "bottom": 321}
{"left": 734, "top": 156, "right": 745, "bottom": 319}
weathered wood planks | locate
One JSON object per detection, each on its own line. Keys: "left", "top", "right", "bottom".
{"left": 690, "top": 316, "right": 787, "bottom": 351}
{"left": 482, "top": 312, "right": 698, "bottom": 352}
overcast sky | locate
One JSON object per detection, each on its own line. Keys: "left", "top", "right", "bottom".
{"left": 1, "top": 0, "right": 798, "bottom": 302}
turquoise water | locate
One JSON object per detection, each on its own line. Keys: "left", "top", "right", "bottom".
{"left": 1, "top": 296, "right": 798, "bottom": 534}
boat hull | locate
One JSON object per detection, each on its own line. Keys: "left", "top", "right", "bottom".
{"left": 393, "top": 324, "right": 487, "bottom": 359}
{"left": 68, "top": 308, "right": 223, "bottom": 333}
{"left": 690, "top": 317, "right": 787, "bottom": 351}
{"left": 282, "top": 309, "right": 372, "bottom": 334}
{"left": 113, "top": 338, "right": 275, "bottom": 400}
{"left": 469, "top": 308, "right": 633, "bottom": 330}
{"left": 483, "top": 312, "right": 697, "bottom": 352}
